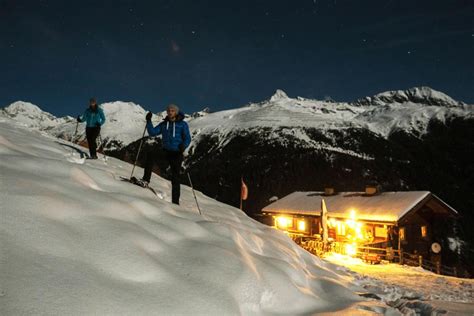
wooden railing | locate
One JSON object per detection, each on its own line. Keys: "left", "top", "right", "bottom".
{"left": 357, "top": 246, "right": 400, "bottom": 261}
{"left": 294, "top": 236, "right": 467, "bottom": 278}
{"left": 401, "top": 252, "right": 464, "bottom": 277}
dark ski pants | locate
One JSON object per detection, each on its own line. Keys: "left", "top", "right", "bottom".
{"left": 143, "top": 149, "right": 183, "bottom": 204}
{"left": 86, "top": 126, "right": 100, "bottom": 158}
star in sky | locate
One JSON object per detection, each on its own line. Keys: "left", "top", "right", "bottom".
{"left": 0, "top": 0, "right": 473, "bottom": 116}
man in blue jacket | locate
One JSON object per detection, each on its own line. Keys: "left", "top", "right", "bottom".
{"left": 77, "top": 98, "right": 106, "bottom": 159}
{"left": 143, "top": 104, "right": 191, "bottom": 204}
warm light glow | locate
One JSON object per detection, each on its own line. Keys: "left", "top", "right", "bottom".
{"left": 346, "top": 209, "right": 357, "bottom": 228}
{"left": 350, "top": 209, "right": 356, "bottom": 220}
{"left": 297, "top": 220, "right": 306, "bottom": 232}
{"left": 329, "top": 218, "right": 337, "bottom": 227}
{"left": 345, "top": 243, "right": 357, "bottom": 256}
{"left": 421, "top": 225, "right": 427, "bottom": 238}
{"left": 399, "top": 227, "right": 405, "bottom": 241}
{"left": 336, "top": 221, "right": 346, "bottom": 235}
{"left": 275, "top": 216, "right": 292, "bottom": 229}
{"left": 375, "top": 226, "right": 388, "bottom": 238}
{"left": 346, "top": 219, "right": 355, "bottom": 229}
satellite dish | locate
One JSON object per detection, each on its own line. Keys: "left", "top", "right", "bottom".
{"left": 431, "top": 242, "right": 442, "bottom": 254}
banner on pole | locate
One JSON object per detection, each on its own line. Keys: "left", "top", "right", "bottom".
{"left": 321, "top": 198, "right": 328, "bottom": 243}
{"left": 241, "top": 178, "right": 248, "bottom": 201}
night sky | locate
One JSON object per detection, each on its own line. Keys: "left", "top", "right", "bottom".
{"left": 1, "top": 0, "right": 473, "bottom": 116}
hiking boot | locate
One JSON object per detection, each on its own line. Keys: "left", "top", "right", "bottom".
{"left": 140, "top": 179, "right": 150, "bottom": 188}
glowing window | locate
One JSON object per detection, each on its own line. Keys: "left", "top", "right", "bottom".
{"left": 399, "top": 227, "right": 405, "bottom": 241}
{"left": 336, "top": 221, "right": 346, "bottom": 236}
{"left": 297, "top": 220, "right": 306, "bottom": 232}
{"left": 421, "top": 225, "right": 427, "bottom": 238}
{"left": 375, "top": 226, "right": 387, "bottom": 238}
{"left": 276, "top": 217, "right": 293, "bottom": 229}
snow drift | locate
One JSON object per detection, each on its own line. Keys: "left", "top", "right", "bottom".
{"left": 0, "top": 120, "right": 394, "bottom": 315}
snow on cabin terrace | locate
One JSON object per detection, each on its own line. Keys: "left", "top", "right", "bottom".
{"left": 0, "top": 120, "right": 400, "bottom": 315}
{"left": 325, "top": 254, "right": 474, "bottom": 315}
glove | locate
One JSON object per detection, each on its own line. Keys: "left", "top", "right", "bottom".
{"left": 77, "top": 116, "right": 81, "bottom": 122}
{"left": 146, "top": 112, "right": 152, "bottom": 122}
{"left": 96, "top": 122, "right": 101, "bottom": 127}
{"left": 178, "top": 143, "right": 185, "bottom": 153}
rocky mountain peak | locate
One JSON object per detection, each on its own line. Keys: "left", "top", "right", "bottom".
{"left": 270, "top": 89, "right": 289, "bottom": 102}
{"left": 353, "top": 86, "right": 463, "bottom": 107}
{"left": 3, "top": 101, "right": 45, "bottom": 115}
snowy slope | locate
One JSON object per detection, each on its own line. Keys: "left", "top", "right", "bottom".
{"left": 0, "top": 120, "right": 397, "bottom": 315}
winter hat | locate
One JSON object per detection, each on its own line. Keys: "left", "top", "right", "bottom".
{"left": 167, "top": 103, "right": 179, "bottom": 112}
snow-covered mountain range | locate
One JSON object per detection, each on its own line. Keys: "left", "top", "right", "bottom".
{"left": 0, "top": 101, "right": 74, "bottom": 130}
{"left": 189, "top": 87, "right": 472, "bottom": 151}
{"left": 1, "top": 87, "right": 472, "bottom": 153}
{"left": 0, "top": 101, "right": 163, "bottom": 150}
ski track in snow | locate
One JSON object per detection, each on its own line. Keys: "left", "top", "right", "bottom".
{"left": 1, "top": 121, "right": 402, "bottom": 315}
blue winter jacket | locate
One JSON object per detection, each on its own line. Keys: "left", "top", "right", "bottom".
{"left": 79, "top": 107, "right": 106, "bottom": 128}
{"left": 147, "top": 112, "right": 191, "bottom": 152}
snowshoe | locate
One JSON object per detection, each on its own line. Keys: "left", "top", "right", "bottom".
{"left": 119, "top": 176, "right": 161, "bottom": 198}
{"left": 130, "top": 176, "right": 149, "bottom": 188}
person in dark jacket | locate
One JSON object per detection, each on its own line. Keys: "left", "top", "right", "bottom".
{"left": 143, "top": 104, "right": 191, "bottom": 205}
{"left": 77, "top": 98, "right": 106, "bottom": 159}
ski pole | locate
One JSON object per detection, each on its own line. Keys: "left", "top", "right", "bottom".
{"left": 70, "top": 121, "right": 80, "bottom": 155}
{"left": 97, "top": 133, "right": 102, "bottom": 151}
{"left": 71, "top": 121, "right": 79, "bottom": 143}
{"left": 187, "top": 172, "right": 202, "bottom": 215}
{"left": 97, "top": 133, "right": 107, "bottom": 161}
{"left": 130, "top": 124, "right": 147, "bottom": 179}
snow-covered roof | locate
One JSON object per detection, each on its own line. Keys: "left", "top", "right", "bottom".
{"left": 262, "top": 191, "right": 456, "bottom": 222}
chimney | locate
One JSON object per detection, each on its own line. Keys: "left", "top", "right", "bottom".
{"left": 324, "top": 187, "right": 335, "bottom": 196}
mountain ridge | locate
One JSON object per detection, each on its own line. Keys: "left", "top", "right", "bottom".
{"left": 353, "top": 86, "right": 466, "bottom": 107}
{"left": 1, "top": 86, "right": 473, "bottom": 151}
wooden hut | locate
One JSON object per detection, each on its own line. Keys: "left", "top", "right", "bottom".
{"left": 262, "top": 187, "right": 458, "bottom": 266}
